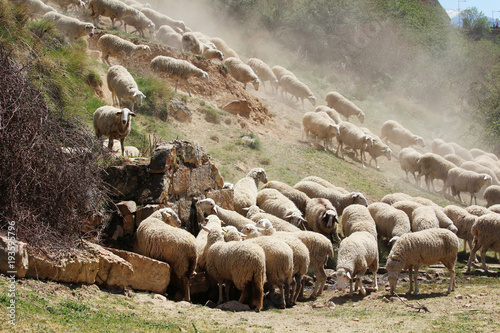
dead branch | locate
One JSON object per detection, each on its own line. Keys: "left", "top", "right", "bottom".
{"left": 394, "top": 293, "right": 430, "bottom": 313}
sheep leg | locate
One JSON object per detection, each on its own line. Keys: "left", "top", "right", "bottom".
{"left": 290, "top": 277, "right": 297, "bottom": 305}
{"left": 310, "top": 267, "right": 327, "bottom": 298}
{"left": 277, "top": 283, "right": 286, "bottom": 309}
{"left": 372, "top": 270, "right": 378, "bottom": 291}
{"left": 184, "top": 80, "right": 192, "bottom": 97}
{"left": 413, "top": 265, "right": 420, "bottom": 295}
{"left": 348, "top": 277, "right": 354, "bottom": 297}
{"left": 407, "top": 266, "right": 413, "bottom": 294}
{"left": 445, "top": 263, "right": 455, "bottom": 294}
{"left": 217, "top": 281, "right": 224, "bottom": 305}
{"left": 107, "top": 136, "right": 114, "bottom": 151}
{"left": 357, "top": 275, "right": 366, "bottom": 296}
{"left": 182, "top": 276, "right": 191, "bottom": 302}
{"left": 480, "top": 246, "right": 489, "bottom": 273}
{"left": 238, "top": 284, "right": 249, "bottom": 304}
{"left": 120, "top": 138, "right": 125, "bottom": 156}
{"left": 466, "top": 239, "right": 481, "bottom": 272}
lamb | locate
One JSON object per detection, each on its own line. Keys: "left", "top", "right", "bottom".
{"left": 42, "top": 12, "right": 95, "bottom": 42}
{"left": 465, "top": 213, "right": 500, "bottom": 273}
{"left": 335, "top": 121, "right": 374, "bottom": 167}
{"left": 367, "top": 202, "right": 410, "bottom": 243}
{"left": 233, "top": 167, "right": 268, "bottom": 215}
{"left": 245, "top": 205, "right": 301, "bottom": 232}
{"left": 411, "top": 205, "right": 439, "bottom": 232}
{"left": 279, "top": 75, "right": 316, "bottom": 110}
{"left": 202, "top": 226, "right": 266, "bottom": 311}
{"left": 107, "top": 65, "right": 145, "bottom": 112}
{"left": 194, "top": 214, "right": 222, "bottom": 272}
{"left": 223, "top": 57, "right": 260, "bottom": 90}
{"left": 261, "top": 180, "right": 311, "bottom": 215}
{"left": 122, "top": 11, "right": 155, "bottom": 39}
{"left": 209, "top": 37, "right": 240, "bottom": 59}
{"left": 93, "top": 105, "right": 135, "bottom": 156}
{"left": 256, "top": 188, "right": 307, "bottom": 229}
{"left": 271, "top": 65, "right": 296, "bottom": 81}
{"left": 196, "top": 198, "right": 255, "bottom": 231}
{"left": 386, "top": 228, "right": 459, "bottom": 295}
{"left": 294, "top": 180, "right": 368, "bottom": 215}
{"left": 181, "top": 32, "right": 224, "bottom": 61}
{"left": 97, "top": 34, "right": 151, "bottom": 66}
{"left": 340, "top": 204, "right": 377, "bottom": 240}
{"left": 156, "top": 25, "right": 182, "bottom": 49}
{"left": 336, "top": 231, "right": 379, "bottom": 297}
{"left": 246, "top": 58, "right": 279, "bottom": 92}
{"left": 398, "top": 147, "right": 422, "bottom": 185}
{"left": 136, "top": 207, "right": 197, "bottom": 301}
{"left": 314, "top": 105, "right": 342, "bottom": 124}
{"left": 443, "top": 205, "right": 478, "bottom": 254}
{"left": 305, "top": 198, "right": 340, "bottom": 243}
{"left": 380, "top": 120, "right": 425, "bottom": 150}
{"left": 360, "top": 127, "right": 392, "bottom": 170}
{"left": 417, "top": 152, "right": 457, "bottom": 193}
{"left": 325, "top": 91, "right": 365, "bottom": 123}
{"left": 88, "top": 0, "right": 139, "bottom": 28}
{"left": 150, "top": 55, "right": 209, "bottom": 97}
{"left": 140, "top": 8, "right": 185, "bottom": 32}
{"left": 301, "top": 111, "right": 340, "bottom": 151}
{"left": 444, "top": 167, "right": 492, "bottom": 205}
{"left": 484, "top": 185, "right": 500, "bottom": 207}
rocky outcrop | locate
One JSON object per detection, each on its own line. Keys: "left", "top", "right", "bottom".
{"left": 0, "top": 234, "right": 29, "bottom": 278}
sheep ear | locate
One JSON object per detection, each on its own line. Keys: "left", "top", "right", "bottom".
{"left": 201, "top": 226, "right": 211, "bottom": 232}
{"left": 130, "top": 112, "right": 136, "bottom": 117}
{"left": 242, "top": 207, "right": 249, "bottom": 212}
{"left": 389, "top": 236, "right": 399, "bottom": 244}
{"left": 115, "top": 110, "right": 123, "bottom": 115}
{"left": 220, "top": 219, "right": 225, "bottom": 225}
{"left": 346, "top": 272, "right": 351, "bottom": 280}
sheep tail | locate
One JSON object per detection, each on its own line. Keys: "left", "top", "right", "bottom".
{"left": 250, "top": 271, "right": 264, "bottom": 312}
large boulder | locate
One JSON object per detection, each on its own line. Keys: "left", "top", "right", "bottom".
{"left": 0, "top": 234, "right": 29, "bottom": 278}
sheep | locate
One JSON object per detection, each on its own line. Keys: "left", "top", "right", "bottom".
{"left": 301, "top": 111, "right": 340, "bottom": 151}
{"left": 93, "top": 105, "right": 135, "bottom": 156}
{"left": 417, "top": 152, "right": 457, "bottom": 193}
{"left": 325, "top": 91, "right": 365, "bottom": 123}
{"left": 245, "top": 205, "right": 301, "bottom": 232}
{"left": 367, "top": 202, "right": 411, "bottom": 243}
{"left": 470, "top": 148, "right": 498, "bottom": 161}
{"left": 386, "top": 228, "right": 459, "bottom": 295}
{"left": 97, "top": 34, "right": 151, "bottom": 66}
{"left": 246, "top": 58, "right": 279, "bottom": 92}
{"left": 398, "top": 147, "right": 422, "bottom": 185}
{"left": 47, "top": 0, "right": 85, "bottom": 12}
{"left": 202, "top": 226, "right": 266, "bottom": 311}
{"left": 294, "top": 180, "right": 368, "bottom": 215}
{"left": 443, "top": 205, "right": 478, "bottom": 254}
{"left": 336, "top": 231, "right": 379, "bottom": 297}
{"left": 140, "top": 8, "right": 185, "bottom": 32}
{"left": 150, "top": 55, "right": 209, "bottom": 97}
{"left": 223, "top": 57, "right": 260, "bottom": 90}
{"left": 261, "top": 180, "right": 311, "bottom": 215}
{"left": 444, "top": 153, "right": 466, "bottom": 167}
{"left": 106, "top": 65, "right": 145, "bottom": 112}
{"left": 271, "top": 65, "right": 295, "bottom": 81}
{"left": 279, "top": 75, "right": 316, "bottom": 110}
{"left": 136, "top": 207, "right": 196, "bottom": 301}
{"left": 466, "top": 205, "right": 491, "bottom": 217}
{"left": 449, "top": 142, "right": 474, "bottom": 161}
{"left": 474, "top": 155, "right": 500, "bottom": 180}
{"left": 466, "top": 213, "right": 500, "bottom": 273}
{"left": 181, "top": 32, "right": 224, "bottom": 61}
{"left": 209, "top": 37, "right": 239, "bottom": 59}
{"left": 444, "top": 167, "right": 492, "bottom": 205}
{"left": 17, "top": 0, "right": 56, "bottom": 18}
{"left": 483, "top": 185, "right": 500, "bottom": 208}
{"left": 254, "top": 219, "right": 334, "bottom": 299}
{"left": 156, "top": 25, "right": 182, "bottom": 49}
{"left": 391, "top": 200, "right": 422, "bottom": 226}
{"left": 340, "top": 204, "right": 377, "bottom": 240}
{"left": 431, "top": 138, "right": 455, "bottom": 157}
{"left": 335, "top": 121, "right": 374, "bottom": 167}
{"left": 314, "top": 105, "right": 342, "bottom": 124}
{"left": 256, "top": 188, "right": 307, "bottom": 229}
{"left": 233, "top": 167, "right": 268, "bottom": 215}
{"left": 196, "top": 198, "right": 255, "bottom": 231}
{"left": 461, "top": 161, "right": 500, "bottom": 198}
{"left": 42, "top": 12, "right": 95, "bottom": 42}
{"left": 381, "top": 192, "right": 414, "bottom": 205}
{"left": 122, "top": 11, "right": 155, "bottom": 39}
{"left": 299, "top": 175, "right": 349, "bottom": 194}
{"left": 360, "top": 127, "right": 392, "bottom": 170}
{"left": 305, "top": 198, "right": 340, "bottom": 243}
{"left": 489, "top": 204, "right": 500, "bottom": 214}
{"left": 380, "top": 120, "right": 425, "bottom": 150}
{"left": 88, "top": 0, "right": 139, "bottom": 28}
{"left": 411, "top": 205, "right": 439, "bottom": 232}
{"left": 194, "top": 214, "right": 222, "bottom": 272}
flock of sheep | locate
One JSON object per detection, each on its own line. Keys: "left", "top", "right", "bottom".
{"left": 9, "top": 0, "right": 500, "bottom": 312}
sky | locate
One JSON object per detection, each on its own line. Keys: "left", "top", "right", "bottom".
{"left": 439, "top": 0, "right": 500, "bottom": 19}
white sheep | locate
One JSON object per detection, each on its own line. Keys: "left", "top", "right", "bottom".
{"left": 360, "top": 127, "right": 392, "bottom": 170}
{"left": 444, "top": 153, "right": 466, "bottom": 167}
{"left": 460, "top": 161, "right": 500, "bottom": 187}
{"left": 156, "top": 25, "right": 182, "bottom": 49}
{"left": 392, "top": 200, "right": 423, "bottom": 227}
{"left": 381, "top": 192, "right": 414, "bottom": 205}
{"left": 367, "top": 202, "right": 410, "bottom": 243}
{"left": 246, "top": 58, "right": 279, "bottom": 92}
{"left": 450, "top": 142, "right": 474, "bottom": 161}
{"left": 195, "top": 214, "right": 222, "bottom": 272}
{"left": 122, "top": 11, "right": 155, "bottom": 39}
{"left": 489, "top": 204, "right": 500, "bottom": 213}
{"left": 271, "top": 65, "right": 295, "bottom": 81}
{"left": 279, "top": 75, "right": 316, "bottom": 110}
{"left": 466, "top": 204, "right": 491, "bottom": 217}
{"left": 256, "top": 188, "right": 307, "bottom": 229}
{"left": 245, "top": 205, "right": 301, "bottom": 232}
{"left": 209, "top": 37, "right": 239, "bottom": 59}
{"left": 469, "top": 147, "right": 498, "bottom": 162}
{"left": 48, "top": 0, "right": 85, "bottom": 12}
{"left": 107, "top": 65, "right": 145, "bottom": 112}
{"left": 301, "top": 111, "right": 340, "bottom": 151}
{"left": 411, "top": 205, "right": 439, "bottom": 232}
{"left": 443, "top": 205, "right": 478, "bottom": 254}
{"left": 136, "top": 207, "right": 196, "bottom": 301}
{"left": 140, "top": 8, "right": 185, "bottom": 33}
{"left": 325, "top": 91, "right": 365, "bottom": 123}
{"left": 335, "top": 121, "right": 374, "bottom": 167}
{"left": 314, "top": 105, "right": 342, "bottom": 124}
{"left": 474, "top": 155, "right": 500, "bottom": 181}
{"left": 340, "top": 204, "right": 378, "bottom": 240}
{"left": 233, "top": 167, "right": 268, "bottom": 215}
{"left": 294, "top": 180, "right": 368, "bottom": 215}
{"left": 484, "top": 185, "right": 500, "bottom": 207}
{"left": 336, "top": 231, "right": 379, "bottom": 297}
{"left": 196, "top": 198, "right": 255, "bottom": 231}
{"left": 93, "top": 105, "right": 135, "bottom": 156}
{"left": 386, "top": 228, "right": 459, "bottom": 295}
{"left": 203, "top": 226, "right": 266, "bottom": 311}
{"left": 417, "top": 152, "right": 457, "bottom": 193}
{"left": 465, "top": 213, "right": 500, "bottom": 273}
{"left": 445, "top": 167, "right": 492, "bottom": 205}
{"left": 42, "top": 12, "right": 95, "bottom": 42}
{"left": 380, "top": 119, "right": 425, "bottom": 150}
{"left": 17, "top": 0, "right": 56, "bottom": 18}
{"left": 223, "top": 57, "right": 260, "bottom": 90}
{"left": 261, "top": 180, "right": 311, "bottom": 215}
{"left": 88, "top": 0, "right": 139, "bottom": 28}
{"left": 305, "top": 198, "right": 340, "bottom": 243}
{"left": 398, "top": 147, "right": 422, "bottom": 185}
{"left": 181, "top": 32, "right": 224, "bottom": 61}
{"left": 431, "top": 138, "right": 455, "bottom": 157}
{"left": 97, "top": 34, "right": 151, "bottom": 66}
{"left": 150, "top": 55, "right": 209, "bottom": 97}
{"left": 299, "top": 175, "right": 349, "bottom": 194}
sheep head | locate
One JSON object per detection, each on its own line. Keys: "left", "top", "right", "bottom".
{"left": 413, "top": 136, "right": 425, "bottom": 148}
{"left": 160, "top": 207, "right": 181, "bottom": 227}
{"left": 251, "top": 78, "right": 260, "bottom": 91}
{"left": 240, "top": 224, "right": 259, "bottom": 239}
{"left": 307, "top": 95, "right": 316, "bottom": 107}
{"left": 285, "top": 212, "right": 307, "bottom": 229}
{"left": 116, "top": 108, "right": 136, "bottom": 125}
{"left": 351, "top": 192, "right": 368, "bottom": 207}
{"left": 222, "top": 226, "right": 244, "bottom": 241}
{"left": 336, "top": 268, "right": 351, "bottom": 291}
{"left": 357, "top": 111, "right": 365, "bottom": 123}
{"left": 385, "top": 254, "right": 403, "bottom": 294}
{"left": 196, "top": 198, "right": 218, "bottom": 216}
{"left": 132, "top": 90, "right": 146, "bottom": 108}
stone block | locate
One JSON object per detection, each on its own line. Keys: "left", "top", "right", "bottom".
{"left": 0, "top": 235, "right": 29, "bottom": 278}
{"left": 116, "top": 201, "right": 137, "bottom": 216}
{"left": 123, "top": 214, "right": 135, "bottom": 235}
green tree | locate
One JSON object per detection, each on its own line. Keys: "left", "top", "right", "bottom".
{"left": 461, "top": 7, "right": 491, "bottom": 39}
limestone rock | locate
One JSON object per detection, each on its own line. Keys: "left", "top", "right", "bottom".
{"left": 0, "top": 235, "right": 29, "bottom": 278}
{"left": 221, "top": 99, "right": 252, "bottom": 118}
{"left": 169, "top": 98, "right": 192, "bottom": 122}
{"left": 116, "top": 201, "right": 137, "bottom": 216}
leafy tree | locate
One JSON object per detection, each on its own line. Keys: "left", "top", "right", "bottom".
{"left": 461, "top": 7, "right": 491, "bottom": 39}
